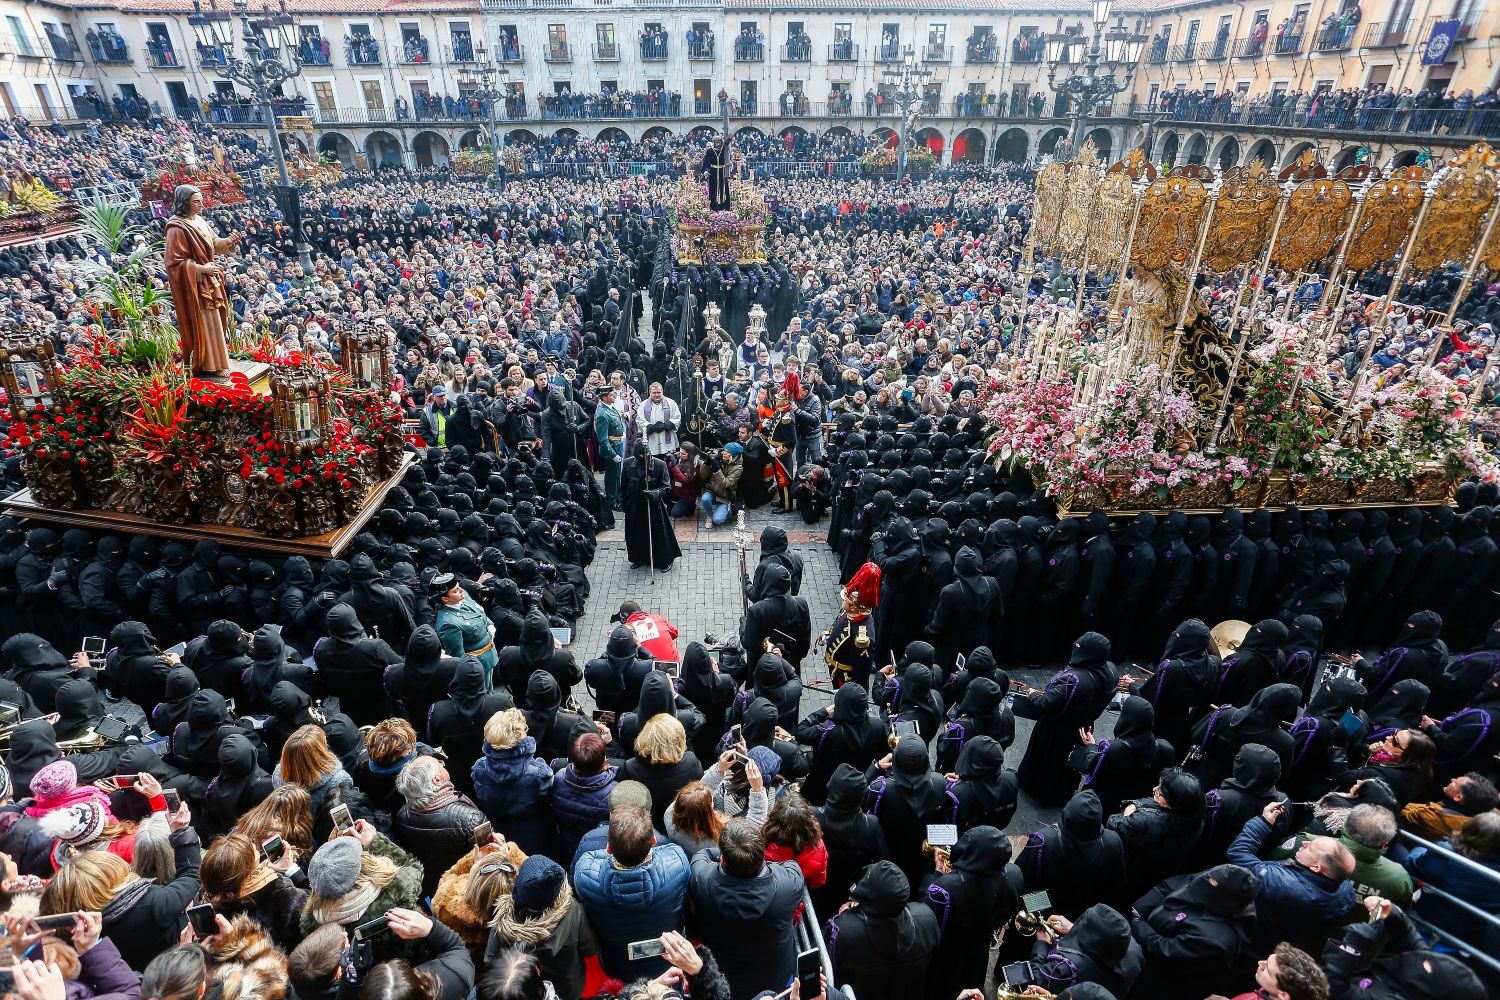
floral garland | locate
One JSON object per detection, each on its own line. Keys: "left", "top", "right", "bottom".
{"left": 3, "top": 401, "right": 111, "bottom": 468}
{"left": 237, "top": 426, "right": 370, "bottom": 491}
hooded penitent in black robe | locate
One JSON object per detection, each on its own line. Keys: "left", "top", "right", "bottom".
{"left": 1014, "top": 632, "right": 1119, "bottom": 807}
{"left": 382, "top": 625, "right": 460, "bottom": 729}
{"left": 796, "top": 683, "right": 891, "bottom": 806}
{"left": 1133, "top": 619, "right": 1219, "bottom": 761}
{"left": 926, "top": 545, "right": 998, "bottom": 671}
{"left": 679, "top": 641, "right": 735, "bottom": 764}
{"left": 1129, "top": 864, "right": 1260, "bottom": 1000}
{"left": 739, "top": 564, "right": 812, "bottom": 670}
{"left": 864, "top": 736, "right": 955, "bottom": 892}
{"left": 828, "top": 860, "right": 942, "bottom": 1000}
{"left": 814, "top": 763, "right": 888, "bottom": 917}
{"left": 621, "top": 442, "right": 680, "bottom": 570}
{"left": 1189, "top": 682, "right": 1301, "bottom": 792}
{"left": 425, "top": 656, "right": 514, "bottom": 799}
{"left": 1216, "top": 619, "right": 1289, "bottom": 709}
{"left": 1078, "top": 695, "right": 1173, "bottom": 815}
{"left": 872, "top": 517, "right": 922, "bottom": 666}
{"left": 1016, "top": 790, "right": 1126, "bottom": 919}
{"left": 919, "top": 825, "right": 1020, "bottom": 1000}
{"left": 315, "top": 604, "right": 401, "bottom": 727}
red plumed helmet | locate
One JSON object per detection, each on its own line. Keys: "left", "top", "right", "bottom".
{"left": 781, "top": 370, "right": 802, "bottom": 399}
{"left": 846, "top": 562, "right": 882, "bottom": 608}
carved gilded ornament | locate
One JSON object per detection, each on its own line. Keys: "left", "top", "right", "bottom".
{"left": 1056, "top": 139, "right": 1103, "bottom": 261}
{"left": 1131, "top": 175, "right": 1208, "bottom": 273}
{"left": 1410, "top": 143, "right": 1500, "bottom": 271}
{"left": 1271, "top": 177, "right": 1353, "bottom": 271}
{"left": 1344, "top": 168, "right": 1428, "bottom": 272}
{"left": 1087, "top": 168, "right": 1136, "bottom": 271}
{"left": 1033, "top": 161, "right": 1068, "bottom": 255}
{"left": 1202, "top": 160, "right": 1280, "bottom": 273}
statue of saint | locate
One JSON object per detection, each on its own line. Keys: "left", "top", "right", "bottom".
{"left": 164, "top": 184, "right": 241, "bottom": 380}
{"left": 701, "top": 137, "right": 732, "bottom": 211}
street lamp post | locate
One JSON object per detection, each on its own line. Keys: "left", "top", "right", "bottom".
{"left": 1045, "top": 1, "right": 1147, "bottom": 161}
{"left": 879, "top": 48, "right": 933, "bottom": 181}
{"left": 459, "top": 51, "right": 510, "bottom": 187}
{"left": 190, "top": 0, "right": 312, "bottom": 268}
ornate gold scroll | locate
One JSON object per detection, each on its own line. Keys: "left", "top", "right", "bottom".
{"left": 1056, "top": 139, "right": 1102, "bottom": 261}
{"left": 1033, "top": 161, "right": 1068, "bottom": 256}
{"left": 1411, "top": 142, "right": 1500, "bottom": 271}
{"left": 1345, "top": 167, "right": 1429, "bottom": 271}
{"left": 1202, "top": 159, "right": 1280, "bottom": 273}
{"left": 1131, "top": 174, "right": 1208, "bottom": 273}
{"left": 1271, "top": 177, "right": 1353, "bottom": 271}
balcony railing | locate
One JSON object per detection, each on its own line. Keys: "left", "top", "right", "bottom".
{"left": 448, "top": 39, "right": 478, "bottom": 63}
{"left": 782, "top": 40, "right": 812, "bottom": 62}
{"left": 1147, "top": 43, "right": 1168, "bottom": 64}
{"left": 966, "top": 41, "right": 998, "bottom": 63}
{"left": 1362, "top": 20, "right": 1412, "bottom": 48}
{"left": 593, "top": 42, "right": 619, "bottom": 61}
{"left": 299, "top": 41, "right": 331, "bottom": 65}
{"left": 8, "top": 34, "right": 43, "bottom": 59}
{"left": 47, "top": 36, "right": 82, "bottom": 61}
{"left": 1172, "top": 41, "right": 1198, "bottom": 61}
{"left": 544, "top": 43, "right": 571, "bottom": 62}
{"left": 733, "top": 40, "right": 763, "bottom": 61}
{"left": 1232, "top": 36, "right": 1268, "bottom": 58}
{"left": 346, "top": 39, "right": 381, "bottom": 65}
{"left": 688, "top": 40, "right": 715, "bottom": 60}
{"left": 828, "top": 42, "right": 858, "bottom": 62}
{"left": 1272, "top": 33, "right": 1304, "bottom": 55}
{"left": 874, "top": 43, "right": 903, "bottom": 62}
{"left": 146, "top": 44, "right": 181, "bottom": 68}
{"left": 92, "top": 38, "right": 132, "bottom": 63}
{"left": 494, "top": 43, "right": 523, "bottom": 64}
{"left": 397, "top": 37, "right": 431, "bottom": 64}
{"left": 639, "top": 38, "right": 668, "bottom": 60}
{"left": 923, "top": 44, "right": 952, "bottom": 62}
{"left": 1149, "top": 101, "right": 1500, "bottom": 141}
{"left": 693, "top": 99, "right": 712, "bottom": 115}
{"left": 1313, "top": 25, "right": 1354, "bottom": 51}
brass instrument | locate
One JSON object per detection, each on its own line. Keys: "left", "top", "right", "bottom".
{"left": 997, "top": 988, "right": 1054, "bottom": 1000}
{"left": 1209, "top": 620, "right": 1252, "bottom": 659}
{"left": 1012, "top": 908, "right": 1047, "bottom": 936}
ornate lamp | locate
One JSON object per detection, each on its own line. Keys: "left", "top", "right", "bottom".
{"left": 339, "top": 321, "right": 389, "bottom": 389}
{"left": 269, "top": 359, "right": 333, "bottom": 447}
{"left": 0, "top": 324, "right": 62, "bottom": 419}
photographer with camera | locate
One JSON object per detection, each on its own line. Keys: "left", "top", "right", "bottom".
{"left": 668, "top": 443, "right": 705, "bottom": 519}
{"left": 699, "top": 445, "right": 744, "bottom": 528}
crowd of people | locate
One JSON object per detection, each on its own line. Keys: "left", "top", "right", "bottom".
{"left": 0, "top": 113, "right": 1496, "bottom": 1000}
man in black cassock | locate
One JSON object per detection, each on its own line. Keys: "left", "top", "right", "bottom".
{"left": 702, "top": 138, "right": 732, "bottom": 211}
{"left": 621, "top": 440, "right": 681, "bottom": 571}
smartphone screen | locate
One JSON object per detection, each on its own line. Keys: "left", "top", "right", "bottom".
{"left": 82, "top": 636, "right": 106, "bottom": 655}
{"left": 474, "top": 821, "right": 495, "bottom": 848}
{"left": 893, "top": 719, "right": 919, "bottom": 741}
{"left": 330, "top": 803, "right": 354, "bottom": 832}
{"left": 112, "top": 774, "right": 138, "bottom": 788}
{"left": 1001, "top": 961, "right": 1034, "bottom": 988}
{"left": 549, "top": 627, "right": 572, "bottom": 646}
{"left": 31, "top": 913, "right": 79, "bottom": 931}
{"left": 729, "top": 723, "right": 742, "bottom": 746}
{"left": 163, "top": 788, "right": 181, "bottom": 812}
{"left": 353, "top": 915, "right": 389, "bottom": 940}
{"left": 796, "top": 948, "right": 820, "bottom": 997}
{"left": 592, "top": 709, "right": 616, "bottom": 726}
{"left": 653, "top": 659, "right": 679, "bottom": 679}
{"left": 260, "top": 836, "right": 284, "bottom": 862}
{"left": 626, "top": 938, "right": 666, "bottom": 961}
{"left": 187, "top": 904, "right": 217, "bottom": 937}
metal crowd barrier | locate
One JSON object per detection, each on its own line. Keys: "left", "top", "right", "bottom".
{"left": 1398, "top": 829, "right": 1500, "bottom": 976}
{"left": 796, "top": 884, "right": 853, "bottom": 998}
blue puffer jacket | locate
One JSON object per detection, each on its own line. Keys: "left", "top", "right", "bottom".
{"left": 572, "top": 842, "right": 691, "bottom": 980}
{"left": 551, "top": 764, "right": 618, "bottom": 862}
{"left": 472, "top": 737, "right": 553, "bottom": 855}
{"left": 1228, "top": 816, "right": 1355, "bottom": 952}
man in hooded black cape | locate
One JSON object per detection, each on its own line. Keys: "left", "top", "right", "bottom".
{"left": 621, "top": 440, "right": 681, "bottom": 571}
{"left": 701, "top": 138, "right": 732, "bottom": 211}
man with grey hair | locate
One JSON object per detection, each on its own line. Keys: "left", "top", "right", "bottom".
{"left": 1267, "top": 802, "right": 1413, "bottom": 915}
{"left": 391, "top": 754, "right": 487, "bottom": 898}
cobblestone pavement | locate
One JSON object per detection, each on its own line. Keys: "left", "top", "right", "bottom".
{"left": 575, "top": 499, "right": 1117, "bottom": 835}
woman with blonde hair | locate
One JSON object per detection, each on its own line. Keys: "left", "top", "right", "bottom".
{"left": 40, "top": 828, "right": 201, "bottom": 973}
{"left": 622, "top": 714, "right": 703, "bottom": 828}
{"left": 274, "top": 724, "right": 353, "bottom": 816}
{"left": 235, "top": 783, "right": 314, "bottom": 855}
{"left": 471, "top": 708, "right": 553, "bottom": 854}
{"left": 432, "top": 837, "right": 530, "bottom": 964}
{"left": 200, "top": 832, "right": 307, "bottom": 949}
{"left": 298, "top": 819, "right": 423, "bottom": 963}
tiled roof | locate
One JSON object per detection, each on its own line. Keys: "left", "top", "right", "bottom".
{"left": 49, "top": 0, "right": 1159, "bottom": 12}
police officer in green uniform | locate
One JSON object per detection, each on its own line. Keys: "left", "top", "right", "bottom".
{"left": 432, "top": 573, "right": 498, "bottom": 690}
{"left": 595, "top": 384, "right": 627, "bottom": 510}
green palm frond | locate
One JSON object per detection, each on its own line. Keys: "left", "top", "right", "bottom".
{"left": 79, "top": 199, "right": 152, "bottom": 257}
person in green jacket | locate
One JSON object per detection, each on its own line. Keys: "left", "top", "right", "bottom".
{"left": 595, "top": 384, "right": 627, "bottom": 510}
{"left": 1268, "top": 801, "right": 1413, "bottom": 918}
{"left": 432, "top": 573, "right": 498, "bottom": 690}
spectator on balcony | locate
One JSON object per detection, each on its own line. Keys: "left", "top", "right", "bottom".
{"left": 1248, "top": 15, "right": 1269, "bottom": 55}
{"left": 880, "top": 29, "right": 897, "bottom": 60}
{"left": 864, "top": 89, "right": 875, "bottom": 115}
{"left": 85, "top": 27, "right": 102, "bottom": 61}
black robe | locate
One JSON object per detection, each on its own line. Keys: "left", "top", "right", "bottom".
{"left": 1013, "top": 632, "right": 1119, "bottom": 807}
{"left": 620, "top": 452, "right": 680, "bottom": 570}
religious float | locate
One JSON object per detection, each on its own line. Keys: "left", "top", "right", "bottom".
{"left": 985, "top": 141, "right": 1500, "bottom": 515}
{"left": 139, "top": 160, "right": 247, "bottom": 210}
{"left": 1, "top": 203, "right": 409, "bottom": 556}
{"left": 670, "top": 173, "right": 769, "bottom": 266}
{"left": 0, "top": 171, "right": 78, "bottom": 245}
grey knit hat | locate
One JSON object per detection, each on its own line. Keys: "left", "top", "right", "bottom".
{"left": 308, "top": 835, "right": 363, "bottom": 899}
